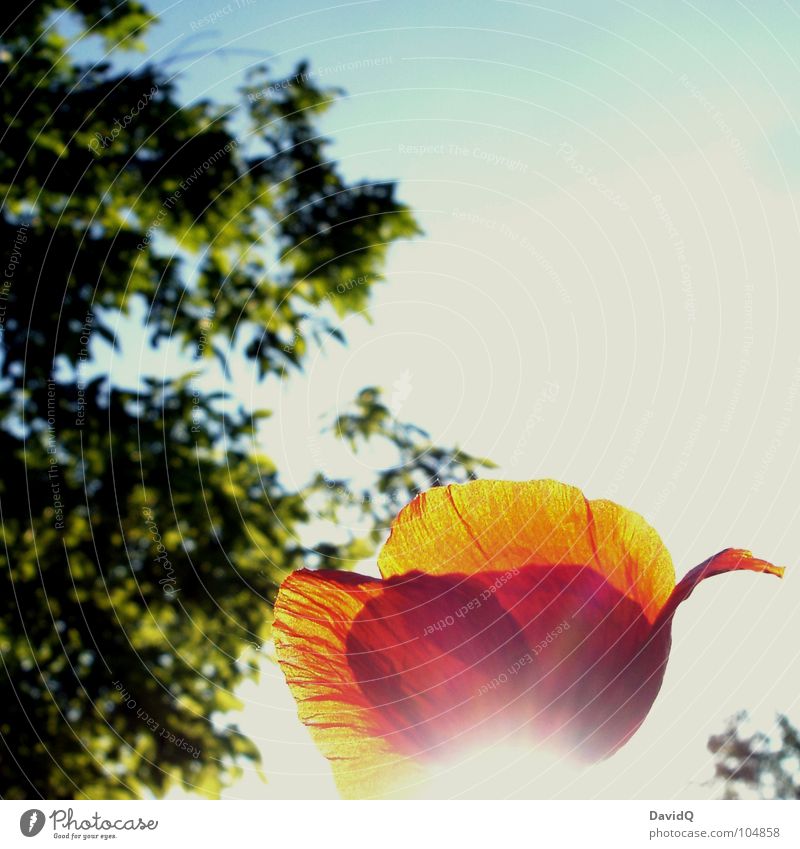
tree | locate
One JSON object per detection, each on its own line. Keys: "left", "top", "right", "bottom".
{"left": 708, "top": 713, "right": 800, "bottom": 799}
{"left": 0, "top": 1, "right": 490, "bottom": 798}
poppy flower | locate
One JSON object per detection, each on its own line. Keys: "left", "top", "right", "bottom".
{"left": 273, "top": 479, "right": 783, "bottom": 798}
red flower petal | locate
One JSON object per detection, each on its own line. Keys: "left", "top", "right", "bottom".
{"left": 654, "top": 548, "right": 785, "bottom": 632}
{"left": 476, "top": 564, "right": 664, "bottom": 761}
{"left": 274, "top": 482, "right": 785, "bottom": 797}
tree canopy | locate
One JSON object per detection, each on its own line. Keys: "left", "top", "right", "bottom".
{"left": 0, "top": 1, "right": 489, "bottom": 798}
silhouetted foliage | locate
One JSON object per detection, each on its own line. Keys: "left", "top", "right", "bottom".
{"left": 709, "top": 713, "right": 800, "bottom": 799}
{"left": 0, "top": 1, "right": 491, "bottom": 798}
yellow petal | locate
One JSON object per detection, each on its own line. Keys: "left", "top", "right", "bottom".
{"left": 378, "top": 480, "right": 675, "bottom": 622}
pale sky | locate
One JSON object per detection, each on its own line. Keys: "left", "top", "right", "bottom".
{"left": 102, "top": 0, "right": 800, "bottom": 798}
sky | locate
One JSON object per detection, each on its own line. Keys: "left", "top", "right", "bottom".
{"left": 86, "top": 0, "right": 800, "bottom": 798}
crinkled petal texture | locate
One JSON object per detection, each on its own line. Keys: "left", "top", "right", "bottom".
{"left": 274, "top": 479, "right": 783, "bottom": 798}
